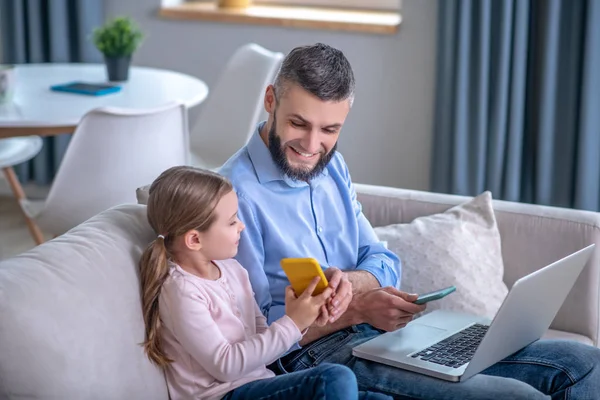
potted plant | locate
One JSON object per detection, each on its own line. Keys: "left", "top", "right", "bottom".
{"left": 92, "top": 16, "right": 144, "bottom": 82}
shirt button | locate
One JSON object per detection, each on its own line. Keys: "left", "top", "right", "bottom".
{"left": 318, "top": 226, "right": 323, "bottom": 233}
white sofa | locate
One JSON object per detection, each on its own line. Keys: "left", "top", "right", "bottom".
{"left": 1, "top": 184, "right": 598, "bottom": 399}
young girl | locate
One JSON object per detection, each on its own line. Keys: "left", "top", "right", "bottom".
{"left": 138, "top": 166, "right": 391, "bottom": 400}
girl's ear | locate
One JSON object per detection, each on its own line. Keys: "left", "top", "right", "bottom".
{"left": 183, "top": 229, "right": 202, "bottom": 251}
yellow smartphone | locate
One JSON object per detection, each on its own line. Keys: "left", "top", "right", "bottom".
{"left": 280, "top": 258, "right": 329, "bottom": 296}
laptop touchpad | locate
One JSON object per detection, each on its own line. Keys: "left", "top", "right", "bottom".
{"left": 390, "top": 323, "right": 449, "bottom": 353}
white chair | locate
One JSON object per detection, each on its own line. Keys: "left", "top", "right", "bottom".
{"left": 189, "top": 43, "right": 284, "bottom": 170}
{"left": 0, "top": 136, "right": 44, "bottom": 244}
{"left": 19, "top": 102, "right": 189, "bottom": 243}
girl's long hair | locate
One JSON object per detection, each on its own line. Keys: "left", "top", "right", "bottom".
{"left": 139, "top": 166, "right": 232, "bottom": 367}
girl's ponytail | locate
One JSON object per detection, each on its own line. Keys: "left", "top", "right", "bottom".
{"left": 139, "top": 237, "right": 173, "bottom": 367}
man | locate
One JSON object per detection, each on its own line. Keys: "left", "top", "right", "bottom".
{"left": 220, "top": 43, "right": 600, "bottom": 399}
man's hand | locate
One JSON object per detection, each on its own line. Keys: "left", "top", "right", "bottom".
{"left": 323, "top": 267, "right": 353, "bottom": 323}
{"left": 353, "top": 287, "right": 426, "bottom": 331}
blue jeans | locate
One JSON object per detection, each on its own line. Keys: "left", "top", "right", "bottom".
{"left": 223, "top": 363, "right": 392, "bottom": 400}
{"left": 272, "top": 324, "right": 600, "bottom": 400}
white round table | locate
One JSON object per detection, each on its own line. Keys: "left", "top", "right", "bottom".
{"left": 0, "top": 63, "right": 208, "bottom": 245}
{"left": 0, "top": 63, "right": 209, "bottom": 138}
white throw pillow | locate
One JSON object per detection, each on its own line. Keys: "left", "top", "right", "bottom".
{"left": 136, "top": 184, "right": 151, "bottom": 205}
{"left": 374, "top": 191, "right": 508, "bottom": 318}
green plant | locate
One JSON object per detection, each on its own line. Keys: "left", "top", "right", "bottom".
{"left": 93, "top": 16, "right": 144, "bottom": 58}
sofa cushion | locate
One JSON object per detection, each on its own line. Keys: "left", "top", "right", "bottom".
{"left": 374, "top": 191, "right": 509, "bottom": 319}
{"left": 0, "top": 204, "right": 168, "bottom": 400}
{"left": 543, "top": 329, "right": 594, "bottom": 345}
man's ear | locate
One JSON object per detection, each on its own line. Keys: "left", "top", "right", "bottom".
{"left": 183, "top": 229, "right": 202, "bottom": 251}
{"left": 264, "top": 85, "right": 276, "bottom": 114}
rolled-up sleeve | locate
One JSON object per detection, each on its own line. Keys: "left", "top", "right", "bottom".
{"left": 355, "top": 210, "right": 401, "bottom": 288}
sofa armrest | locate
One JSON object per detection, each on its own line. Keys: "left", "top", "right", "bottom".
{"left": 355, "top": 183, "right": 600, "bottom": 347}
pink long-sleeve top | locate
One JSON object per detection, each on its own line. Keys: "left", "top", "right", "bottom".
{"left": 159, "top": 259, "right": 302, "bottom": 400}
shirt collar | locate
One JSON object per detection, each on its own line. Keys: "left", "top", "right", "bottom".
{"left": 247, "top": 121, "right": 329, "bottom": 188}
{"left": 247, "top": 121, "right": 284, "bottom": 184}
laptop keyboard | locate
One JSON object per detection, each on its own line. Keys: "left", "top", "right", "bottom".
{"left": 411, "top": 323, "right": 489, "bottom": 368}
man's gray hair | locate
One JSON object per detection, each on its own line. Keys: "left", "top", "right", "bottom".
{"left": 273, "top": 43, "right": 355, "bottom": 107}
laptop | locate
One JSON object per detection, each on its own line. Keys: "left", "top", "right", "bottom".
{"left": 352, "top": 244, "right": 595, "bottom": 382}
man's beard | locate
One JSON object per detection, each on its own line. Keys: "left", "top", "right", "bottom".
{"left": 268, "top": 115, "right": 337, "bottom": 182}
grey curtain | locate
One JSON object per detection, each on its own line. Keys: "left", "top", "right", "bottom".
{"left": 0, "top": 0, "right": 103, "bottom": 184}
{"left": 431, "top": 0, "right": 600, "bottom": 211}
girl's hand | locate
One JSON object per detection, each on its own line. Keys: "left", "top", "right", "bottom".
{"left": 313, "top": 304, "right": 331, "bottom": 327}
{"left": 285, "top": 277, "right": 333, "bottom": 332}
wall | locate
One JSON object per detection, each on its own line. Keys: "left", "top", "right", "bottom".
{"left": 0, "top": 6, "right": 3, "bottom": 62}
{"left": 104, "top": 0, "right": 438, "bottom": 190}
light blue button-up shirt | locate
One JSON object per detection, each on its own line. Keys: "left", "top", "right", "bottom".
{"left": 219, "top": 122, "right": 400, "bottom": 336}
